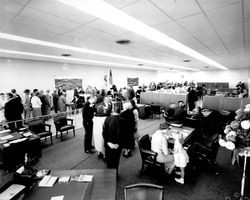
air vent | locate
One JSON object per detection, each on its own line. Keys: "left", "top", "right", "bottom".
{"left": 116, "top": 39, "right": 130, "bottom": 45}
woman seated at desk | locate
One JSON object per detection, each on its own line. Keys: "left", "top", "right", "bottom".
{"left": 188, "top": 106, "right": 204, "bottom": 120}
{"left": 151, "top": 127, "right": 174, "bottom": 174}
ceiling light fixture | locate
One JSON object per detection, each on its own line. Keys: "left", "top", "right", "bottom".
{"left": 0, "top": 49, "right": 178, "bottom": 72}
{"left": 183, "top": 59, "right": 191, "bottom": 62}
{"left": 55, "top": 0, "right": 228, "bottom": 70}
{"left": 61, "top": 53, "right": 71, "bottom": 57}
{"left": 0, "top": 33, "right": 196, "bottom": 71}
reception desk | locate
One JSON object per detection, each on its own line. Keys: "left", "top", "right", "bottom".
{"left": 140, "top": 92, "right": 187, "bottom": 108}
{"left": 23, "top": 169, "right": 116, "bottom": 200}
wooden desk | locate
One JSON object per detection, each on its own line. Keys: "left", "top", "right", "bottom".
{"left": 23, "top": 169, "right": 116, "bottom": 200}
{"left": 164, "top": 126, "right": 195, "bottom": 145}
{"left": 0, "top": 132, "right": 41, "bottom": 170}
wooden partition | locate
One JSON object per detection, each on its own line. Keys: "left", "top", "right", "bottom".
{"left": 221, "top": 97, "right": 242, "bottom": 112}
{"left": 203, "top": 95, "right": 250, "bottom": 112}
{"left": 140, "top": 92, "right": 187, "bottom": 108}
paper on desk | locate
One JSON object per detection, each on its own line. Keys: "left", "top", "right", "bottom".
{"left": 23, "top": 132, "right": 33, "bottom": 137}
{"left": 0, "top": 135, "right": 13, "bottom": 140}
{"left": 9, "top": 138, "right": 27, "bottom": 144}
{"left": 51, "top": 195, "right": 64, "bottom": 200}
{"left": 39, "top": 175, "right": 58, "bottom": 187}
{"left": 78, "top": 174, "right": 93, "bottom": 182}
{"left": 58, "top": 176, "right": 70, "bottom": 183}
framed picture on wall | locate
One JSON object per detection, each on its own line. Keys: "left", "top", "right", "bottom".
{"left": 54, "top": 76, "right": 83, "bottom": 90}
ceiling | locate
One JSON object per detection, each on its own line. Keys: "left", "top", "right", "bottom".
{"left": 0, "top": 0, "right": 250, "bottom": 71}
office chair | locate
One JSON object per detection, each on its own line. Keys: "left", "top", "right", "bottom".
{"left": 28, "top": 118, "right": 53, "bottom": 144}
{"left": 124, "top": 183, "right": 164, "bottom": 200}
{"left": 151, "top": 104, "right": 161, "bottom": 119}
{"left": 137, "top": 134, "right": 165, "bottom": 174}
{"left": 53, "top": 113, "right": 75, "bottom": 141}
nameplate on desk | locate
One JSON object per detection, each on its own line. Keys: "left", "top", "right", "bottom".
{"left": 0, "top": 135, "right": 13, "bottom": 140}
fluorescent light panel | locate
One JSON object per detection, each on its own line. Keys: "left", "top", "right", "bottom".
{"left": 0, "top": 49, "right": 177, "bottom": 71}
{"left": 56, "top": 0, "right": 228, "bottom": 70}
{"left": 0, "top": 33, "right": 196, "bottom": 71}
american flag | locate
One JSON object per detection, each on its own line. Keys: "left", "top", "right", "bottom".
{"left": 104, "top": 74, "right": 107, "bottom": 86}
{"left": 109, "top": 69, "right": 113, "bottom": 86}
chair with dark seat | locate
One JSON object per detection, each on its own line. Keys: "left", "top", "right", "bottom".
{"left": 151, "top": 105, "right": 161, "bottom": 119}
{"left": 137, "top": 134, "right": 164, "bottom": 174}
{"left": 124, "top": 183, "right": 164, "bottom": 200}
{"left": 28, "top": 118, "right": 53, "bottom": 144}
{"left": 53, "top": 113, "right": 75, "bottom": 141}
{"left": 188, "top": 122, "right": 220, "bottom": 167}
{"left": 184, "top": 117, "right": 203, "bottom": 129}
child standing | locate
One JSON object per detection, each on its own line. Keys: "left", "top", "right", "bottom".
{"left": 172, "top": 132, "right": 189, "bottom": 184}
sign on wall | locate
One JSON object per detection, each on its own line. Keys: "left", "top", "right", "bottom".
{"left": 127, "top": 77, "right": 139, "bottom": 86}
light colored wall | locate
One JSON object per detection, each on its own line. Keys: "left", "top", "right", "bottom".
{"left": 157, "top": 69, "right": 249, "bottom": 88}
{"left": 0, "top": 58, "right": 157, "bottom": 93}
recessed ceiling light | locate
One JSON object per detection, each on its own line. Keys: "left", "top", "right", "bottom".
{"left": 61, "top": 53, "right": 71, "bottom": 57}
{"left": 169, "top": 68, "right": 173, "bottom": 70}
{"left": 138, "top": 64, "right": 143, "bottom": 66}
{"left": 0, "top": 49, "right": 177, "bottom": 72}
{"left": 55, "top": 0, "right": 228, "bottom": 70}
{"left": 0, "top": 33, "right": 196, "bottom": 71}
{"left": 116, "top": 39, "right": 130, "bottom": 45}
{"left": 204, "top": 66, "right": 210, "bottom": 68}
{"left": 183, "top": 59, "right": 191, "bottom": 62}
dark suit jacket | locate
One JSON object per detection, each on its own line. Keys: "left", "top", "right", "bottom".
{"left": 82, "top": 102, "right": 96, "bottom": 123}
{"left": 4, "top": 98, "right": 23, "bottom": 121}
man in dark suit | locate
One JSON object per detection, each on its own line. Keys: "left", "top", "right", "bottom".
{"left": 82, "top": 96, "right": 96, "bottom": 153}
{"left": 4, "top": 93, "right": 23, "bottom": 130}
{"left": 102, "top": 107, "right": 123, "bottom": 169}
{"left": 172, "top": 101, "right": 187, "bottom": 122}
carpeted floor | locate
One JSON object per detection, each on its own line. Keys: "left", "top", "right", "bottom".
{"left": 1, "top": 117, "right": 250, "bottom": 200}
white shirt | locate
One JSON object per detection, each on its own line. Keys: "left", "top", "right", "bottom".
{"left": 151, "top": 130, "right": 169, "bottom": 155}
{"left": 31, "top": 95, "right": 42, "bottom": 108}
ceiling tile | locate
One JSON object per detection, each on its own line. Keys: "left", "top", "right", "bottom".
{"left": 27, "top": 0, "right": 96, "bottom": 24}
{"left": 150, "top": 0, "right": 201, "bottom": 20}
{"left": 74, "top": 26, "right": 116, "bottom": 40}
{"left": 9, "top": 0, "right": 31, "bottom": 5}
{"left": 155, "top": 21, "right": 188, "bottom": 37}
{"left": 198, "top": 0, "right": 240, "bottom": 11}
{"left": 122, "top": 0, "right": 172, "bottom": 26}
{"left": 1, "top": 0, "right": 24, "bottom": 14}
{"left": 4, "top": 15, "right": 66, "bottom": 36}
{"left": 86, "top": 19, "right": 130, "bottom": 36}
{"left": 216, "top": 23, "right": 243, "bottom": 41}
{"left": 191, "top": 29, "right": 219, "bottom": 42}
{"left": 177, "top": 13, "right": 211, "bottom": 33}
{"left": 206, "top": 2, "right": 242, "bottom": 28}
{"left": 0, "top": 11, "right": 15, "bottom": 30}
{"left": 103, "top": 0, "right": 140, "bottom": 9}
{"left": 19, "top": 7, "right": 79, "bottom": 30}
{"left": 244, "top": 3, "right": 250, "bottom": 22}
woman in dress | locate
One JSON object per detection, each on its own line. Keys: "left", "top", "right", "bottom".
{"left": 172, "top": 132, "right": 189, "bottom": 184}
{"left": 93, "top": 103, "right": 108, "bottom": 159}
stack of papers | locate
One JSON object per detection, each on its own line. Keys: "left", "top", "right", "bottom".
{"left": 39, "top": 175, "right": 58, "bottom": 187}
